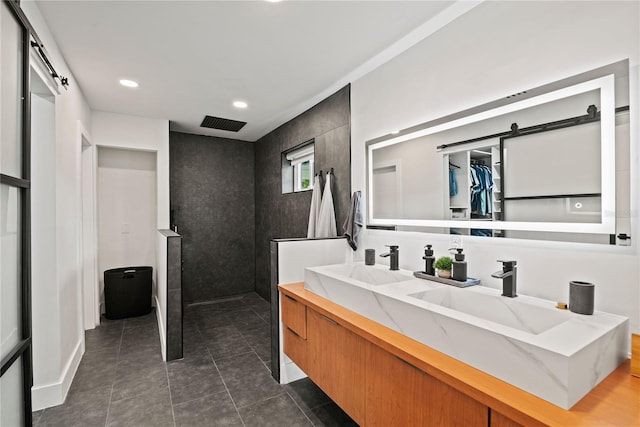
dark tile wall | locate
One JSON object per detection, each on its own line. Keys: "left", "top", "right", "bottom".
{"left": 170, "top": 132, "right": 255, "bottom": 303}
{"left": 255, "top": 85, "right": 351, "bottom": 300}
{"left": 164, "top": 231, "right": 182, "bottom": 361}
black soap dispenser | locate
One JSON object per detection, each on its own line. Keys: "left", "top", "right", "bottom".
{"left": 451, "top": 248, "right": 467, "bottom": 282}
{"left": 423, "top": 245, "right": 435, "bottom": 276}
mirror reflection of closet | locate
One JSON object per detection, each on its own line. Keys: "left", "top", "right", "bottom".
{"left": 446, "top": 145, "right": 500, "bottom": 237}
{"left": 366, "top": 60, "right": 628, "bottom": 243}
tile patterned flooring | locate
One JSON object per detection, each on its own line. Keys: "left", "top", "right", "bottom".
{"left": 33, "top": 292, "right": 357, "bottom": 426}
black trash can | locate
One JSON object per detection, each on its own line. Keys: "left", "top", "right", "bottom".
{"left": 104, "top": 266, "right": 153, "bottom": 320}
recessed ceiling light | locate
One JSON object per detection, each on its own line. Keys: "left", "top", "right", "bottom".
{"left": 119, "top": 79, "right": 139, "bottom": 88}
{"left": 233, "top": 100, "right": 248, "bottom": 109}
{"left": 266, "top": 0, "right": 282, "bottom": 3}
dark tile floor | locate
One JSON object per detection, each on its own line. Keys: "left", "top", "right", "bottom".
{"left": 33, "top": 292, "right": 357, "bottom": 427}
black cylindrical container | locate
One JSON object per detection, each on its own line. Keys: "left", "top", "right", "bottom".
{"left": 569, "top": 281, "right": 595, "bottom": 315}
{"left": 365, "top": 249, "right": 375, "bottom": 266}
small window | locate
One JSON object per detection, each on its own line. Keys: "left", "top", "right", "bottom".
{"left": 282, "top": 141, "right": 314, "bottom": 194}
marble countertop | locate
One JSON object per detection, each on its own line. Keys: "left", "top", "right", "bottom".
{"left": 372, "top": 275, "right": 625, "bottom": 357}
{"left": 304, "top": 262, "right": 629, "bottom": 409}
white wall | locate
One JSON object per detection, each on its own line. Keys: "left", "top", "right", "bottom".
{"left": 92, "top": 112, "right": 169, "bottom": 229}
{"left": 97, "top": 147, "right": 157, "bottom": 309}
{"left": 352, "top": 1, "right": 640, "bottom": 334}
{"left": 92, "top": 111, "right": 170, "bottom": 354}
{"left": 30, "top": 92, "right": 60, "bottom": 399}
{"left": 21, "top": 1, "right": 94, "bottom": 410}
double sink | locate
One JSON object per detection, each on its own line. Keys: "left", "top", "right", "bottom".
{"left": 303, "top": 262, "right": 628, "bottom": 409}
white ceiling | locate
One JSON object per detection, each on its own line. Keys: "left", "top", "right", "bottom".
{"left": 35, "top": 0, "right": 456, "bottom": 141}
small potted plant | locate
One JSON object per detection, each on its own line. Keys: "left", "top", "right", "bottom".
{"left": 434, "top": 256, "right": 453, "bottom": 279}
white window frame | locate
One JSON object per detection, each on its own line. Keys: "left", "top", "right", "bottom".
{"left": 286, "top": 144, "right": 314, "bottom": 192}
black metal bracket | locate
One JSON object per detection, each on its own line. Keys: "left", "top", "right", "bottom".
{"left": 30, "top": 41, "right": 69, "bottom": 90}
{"left": 437, "top": 103, "right": 623, "bottom": 151}
{"left": 611, "top": 233, "right": 631, "bottom": 245}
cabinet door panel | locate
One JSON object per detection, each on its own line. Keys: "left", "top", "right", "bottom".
{"left": 423, "top": 373, "right": 488, "bottom": 426}
{"left": 367, "top": 344, "right": 488, "bottom": 426}
{"left": 490, "top": 410, "right": 523, "bottom": 427}
{"left": 366, "top": 347, "right": 426, "bottom": 426}
{"left": 307, "top": 309, "right": 366, "bottom": 425}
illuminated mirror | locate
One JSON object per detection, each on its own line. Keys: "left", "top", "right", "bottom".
{"left": 367, "top": 61, "right": 630, "bottom": 244}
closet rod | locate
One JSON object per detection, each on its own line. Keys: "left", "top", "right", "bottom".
{"left": 437, "top": 105, "right": 629, "bottom": 151}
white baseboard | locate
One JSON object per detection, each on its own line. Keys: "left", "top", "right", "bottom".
{"left": 280, "top": 359, "right": 307, "bottom": 384}
{"left": 32, "top": 337, "right": 85, "bottom": 411}
{"left": 154, "top": 295, "right": 166, "bottom": 361}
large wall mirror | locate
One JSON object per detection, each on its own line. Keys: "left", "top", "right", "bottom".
{"left": 366, "top": 60, "right": 631, "bottom": 244}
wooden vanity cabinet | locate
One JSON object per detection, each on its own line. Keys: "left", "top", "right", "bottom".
{"left": 282, "top": 286, "right": 492, "bottom": 426}
{"left": 282, "top": 294, "right": 308, "bottom": 372}
{"left": 280, "top": 283, "right": 640, "bottom": 427}
{"left": 366, "top": 344, "right": 488, "bottom": 426}
{"left": 307, "top": 308, "right": 367, "bottom": 425}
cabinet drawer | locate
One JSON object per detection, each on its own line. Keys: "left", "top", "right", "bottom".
{"left": 284, "top": 325, "right": 308, "bottom": 372}
{"left": 282, "top": 293, "right": 307, "bottom": 339}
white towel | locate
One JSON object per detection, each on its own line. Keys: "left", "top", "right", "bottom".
{"left": 307, "top": 175, "right": 322, "bottom": 238}
{"left": 316, "top": 172, "right": 337, "bottom": 238}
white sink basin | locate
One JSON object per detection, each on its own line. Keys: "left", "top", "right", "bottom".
{"left": 410, "top": 287, "right": 572, "bottom": 335}
{"left": 312, "top": 262, "right": 414, "bottom": 286}
{"left": 304, "top": 262, "right": 628, "bottom": 409}
{"left": 304, "top": 263, "right": 418, "bottom": 327}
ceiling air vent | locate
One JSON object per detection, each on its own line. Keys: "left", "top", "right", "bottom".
{"left": 506, "top": 90, "right": 528, "bottom": 99}
{"left": 200, "top": 115, "right": 247, "bottom": 132}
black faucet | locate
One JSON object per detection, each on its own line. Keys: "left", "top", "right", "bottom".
{"left": 380, "top": 245, "right": 399, "bottom": 271}
{"left": 491, "top": 260, "right": 517, "bottom": 298}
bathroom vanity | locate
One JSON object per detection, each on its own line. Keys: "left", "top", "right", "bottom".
{"left": 302, "top": 263, "right": 627, "bottom": 410}
{"left": 279, "top": 278, "right": 639, "bottom": 426}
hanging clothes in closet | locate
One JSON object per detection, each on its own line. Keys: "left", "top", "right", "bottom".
{"left": 449, "top": 163, "right": 459, "bottom": 197}
{"left": 469, "top": 162, "right": 493, "bottom": 216}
